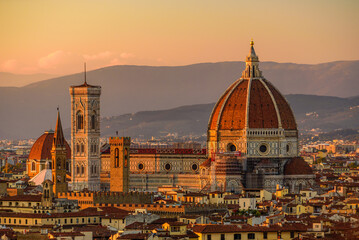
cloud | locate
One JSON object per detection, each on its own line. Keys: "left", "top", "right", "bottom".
{"left": 1, "top": 50, "right": 163, "bottom": 74}
{"left": 38, "top": 50, "right": 70, "bottom": 69}
{"left": 120, "top": 52, "right": 135, "bottom": 59}
{"left": 110, "top": 58, "right": 123, "bottom": 65}
{"left": 1, "top": 59, "right": 18, "bottom": 72}
{"left": 83, "top": 51, "right": 113, "bottom": 61}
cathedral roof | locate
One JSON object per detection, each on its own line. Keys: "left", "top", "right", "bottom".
{"left": 29, "top": 169, "right": 52, "bottom": 186}
{"left": 208, "top": 41, "right": 297, "bottom": 131}
{"left": 284, "top": 157, "right": 313, "bottom": 175}
{"left": 28, "top": 131, "right": 71, "bottom": 160}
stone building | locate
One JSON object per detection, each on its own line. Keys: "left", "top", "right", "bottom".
{"left": 27, "top": 41, "right": 315, "bottom": 194}
{"left": 27, "top": 112, "right": 71, "bottom": 187}
{"left": 27, "top": 130, "right": 71, "bottom": 179}
{"left": 51, "top": 110, "right": 68, "bottom": 194}
{"left": 101, "top": 41, "right": 315, "bottom": 193}
{"left": 69, "top": 73, "right": 101, "bottom": 191}
{"left": 109, "top": 137, "right": 131, "bottom": 192}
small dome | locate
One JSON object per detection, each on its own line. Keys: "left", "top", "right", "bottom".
{"left": 28, "top": 131, "right": 71, "bottom": 160}
{"left": 284, "top": 157, "right": 313, "bottom": 175}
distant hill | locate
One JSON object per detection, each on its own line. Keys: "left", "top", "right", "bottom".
{"left": 0, "top": 72, "right": 57, "bottom": 87}
{"left": 94, "top": 94, "right": 359, "bottom": 139}
{"left": 0, "top": 60, "right": 359, "bottom": 139}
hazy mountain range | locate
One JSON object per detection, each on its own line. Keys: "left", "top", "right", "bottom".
{"left": 98, "top": 94, "right": 359, "bottom": 139}
{"left": 0, "top": 60, "right": 358, "bottom": 139}
{"left": 0, "top": 72, "right": 57, "bottom": 87}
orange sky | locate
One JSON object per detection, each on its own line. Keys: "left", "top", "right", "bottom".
{"left": 0, "top": 0, "right": 358, "bottom": 75}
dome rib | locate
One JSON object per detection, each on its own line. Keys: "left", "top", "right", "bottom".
{"left": 248, "top": 79, "right": 279, "bottom": 129}
{"left": 259, "top": 78, "right": 282, "bottom": 128}
{"left": 217, "top": 79, "right": 247, "bottom": 130}
{"left": 264, "top": 80, "right": 297, "bottom": 130}
{"left": 245, "top": 78, "right": 253, "bottom": 128}
{"left": 208, "top": 79, "right": 239, "bottom": 130}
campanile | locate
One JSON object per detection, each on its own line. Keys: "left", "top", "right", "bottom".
{"left": 69, "top": 71, "right": 101, "bottom": 191}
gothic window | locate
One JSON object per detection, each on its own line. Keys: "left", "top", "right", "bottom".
{"left": 31, "top": 162, "right": 36, "bottom": 171}
{"left": 66, "top": 162, "right": 69, "bottom": 171}
{"left": 81, "top": 144, "right": 84, "bottom": 153}
{"left": 124, "top": 148, "right": 128, "bottom": 167}
{"left": 115, "top": 148, "right": 119, "bottom": 168}
{"left": 76, "top": 166, "right": 80, "bottom": 175}
{"left": 91, "top": 112, "right": 96, "bottom": 130}
{"left": 76, "top": 144, "right": 80, "bottom": 153}
{"left": 76, "top": 111, "right": 84, "bottom": 130}
{"left": 81, "top": 166, "right": 84, "bottom": 175}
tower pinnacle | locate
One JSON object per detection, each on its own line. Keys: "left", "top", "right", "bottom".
{"left": 53, "top": 109, "right": 65, "bottom": 148}
{"left": 84, "top": 63, "right": 87, "bottom": 85}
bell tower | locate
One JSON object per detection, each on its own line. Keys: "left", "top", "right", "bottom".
{"left": 51, "top": 110, "right": 68, "bottom": 195}
{"left": 69, "top": 66, "right": 101, "bottom": 191}
{"left": 109, "top": 137, "right": 131, "bottom": 192}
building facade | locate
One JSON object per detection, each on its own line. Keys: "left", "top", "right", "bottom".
{"left": 69, "top": 78, "right": 101, "bottom": 191}
{"left": 51, "top": 110, "right": 68, "bottom": 194}
{"left": 110, "top": 137, "right": 131, "bottom": 192}
{"left": 102, "top": 41, "right": 315, "bottom": 193}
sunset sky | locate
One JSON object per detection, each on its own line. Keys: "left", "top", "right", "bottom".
{"left": 0, "top": 0, "right": 358, "bottom": 75}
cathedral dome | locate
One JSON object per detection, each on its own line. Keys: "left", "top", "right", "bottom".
{"left": 208, "top": 42, "right": 297, "bottom": 131}
{"left": 28, "top": 130, "right": 71, "bottom": 160}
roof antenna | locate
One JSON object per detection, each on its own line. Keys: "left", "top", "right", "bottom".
{"left": 84, "top": 62, "right": 87, "bottom": 84}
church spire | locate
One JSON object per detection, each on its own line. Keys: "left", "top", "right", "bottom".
{"left": 53, "top": 108, "right": 65, "bottom": 148}
{"left": 83, "top": 62, "right": 88, "bottom": 86}
{"left": 242, "top": 39, "right": 262, "bottom": 78}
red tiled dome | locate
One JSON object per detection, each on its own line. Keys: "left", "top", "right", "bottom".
{"left": 28, "top": 131, "right": 71, "bottom": 160}
{"left": 208, "top": 78, "right": 296, "bottom": 131}
{"left": 208, "top": 42, "right": 296, "bottom": 131}
{"left": 284, "top": 157, "right": 313, "bottom": 175}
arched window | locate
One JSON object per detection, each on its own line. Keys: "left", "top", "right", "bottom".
{"left": 76, "top": 166, "right": 80, "bottom": 175}
{"left": 81, "top": 166, "right": 84, "bottom": 174}
{"left": 77, "top": 111, "right": 84, "bottom": 130}
{"left": 81, "top": 144, "right": 84, "bottom": 153}
{"left": 31, "top": 162, "right": 36, "bottom": 171}
{"left": 115, "top": 148, "right": 119, "bottom": 168}
{"left": 124, "top": 148, "right": 128, "bottom": 167}
{"left": 91, "top": 112, "right": 96, "bottom": 130}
